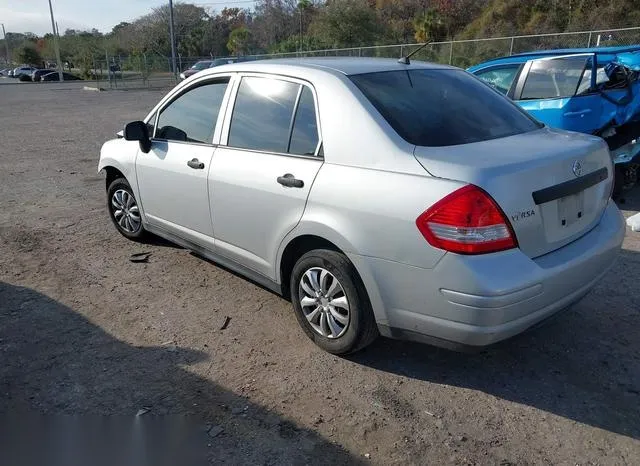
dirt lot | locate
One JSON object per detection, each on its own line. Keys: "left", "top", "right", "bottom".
{"left": 1, "top": 82, "right": 639, "bottom": 465}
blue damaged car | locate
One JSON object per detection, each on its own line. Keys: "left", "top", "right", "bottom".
{"left": 468, "top": 46, "right": 640, "bottom": 195}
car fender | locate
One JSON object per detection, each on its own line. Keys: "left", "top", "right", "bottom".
{"left": 98, "top": 139, "right": 146, "bottom": 222}
{"left": 276, "top": 220, "right": 390, "bottom": 325}
{"left": 97, "top": 139, "right": 135, "bottom": 177}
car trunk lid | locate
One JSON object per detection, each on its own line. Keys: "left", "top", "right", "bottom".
{"left": 413, "top": 128, "right": 613, "bottom": 258}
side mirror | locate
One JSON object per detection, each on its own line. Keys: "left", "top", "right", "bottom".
{"left": 124, "top": 121, "right": 151, "bottom": 153}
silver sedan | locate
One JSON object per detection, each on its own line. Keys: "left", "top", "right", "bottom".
{"left": 98, "top": 58, "right": 625, "bottom": 354}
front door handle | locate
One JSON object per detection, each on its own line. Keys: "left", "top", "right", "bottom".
{"left": 277, "top": 173, "right": 304, "bottom": 188}
{"left": 187, "top": 158, "right": 205, "bottom": 169}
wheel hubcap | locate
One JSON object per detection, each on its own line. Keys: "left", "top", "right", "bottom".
{"left": 299, "top": 267, "right": 350, "bottom": 339}
{"left": 111, "top": 189, "right": 141, "bottom": 233}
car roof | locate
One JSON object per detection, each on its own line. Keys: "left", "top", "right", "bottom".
{"left": 197, "top": 57, "right": 455, "bottom": 78}
{"left": 468, "top": 45, "right": 640, "bottom": 71}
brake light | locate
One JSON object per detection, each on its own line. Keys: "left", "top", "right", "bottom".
{"left": 416, "top": 185, "right": 517, "bottom": 255}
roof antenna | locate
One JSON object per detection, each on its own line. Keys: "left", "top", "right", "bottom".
{"left": 398, "top": 42, "right": 432, "bottom": 65}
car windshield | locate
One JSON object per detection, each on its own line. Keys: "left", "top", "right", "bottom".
{"left": 350, "top": 69, "right": 541, "bottom": 147}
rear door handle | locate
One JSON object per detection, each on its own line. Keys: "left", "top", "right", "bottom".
{"left": 277, "top": 173, "right": 304, "bottom": 188}
{"left": 187, "top": 158, "right": 205, "bottom": 169}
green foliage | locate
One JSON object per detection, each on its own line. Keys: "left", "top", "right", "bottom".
{"left": 5, "top": 0, "right": 640, "bottom": 74}
{"left": 16, "top": 44, "right": 41, "bottom": 65}
{"left": 309, "top": 0, "right": 379, "bottom": 48}
{"left": 413, "top": 9, "right": 446, "bottom": 43}
{"left": 459, "top": 0, "right": 640, "bottom": 40}
{"left": 227, "top": 27, "right": 252, "bottom": 55}
{"left": 269, "top": 35, "right": 329, "bottom": 53}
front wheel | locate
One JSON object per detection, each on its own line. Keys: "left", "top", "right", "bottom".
{"left": 107, "top": 177, "right": 147, "bottom": 241}
{"left": 290, "top": 249, "right": 378, "bottom": 354}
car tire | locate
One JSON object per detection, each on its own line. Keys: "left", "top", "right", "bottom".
{"left": 107, "top": 177, "right": 147, "bottom": 241}
{"left": 290, "top": 249, "right": 378, "bottom": 354}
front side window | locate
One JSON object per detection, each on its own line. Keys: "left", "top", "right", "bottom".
{"left": 155, "top": 78, "right": 229, "bottom": 144}
{"left": 474, "top": 66, "right": 520, "bottom": 94}
{"left": 521, "top": 56, "right": 590, "bottom": 100}
{"left": 228, "top": 77, "right": 300, "bottom": 153}
{"left": 351, "top": 69, "right": 540, "bottom": 147}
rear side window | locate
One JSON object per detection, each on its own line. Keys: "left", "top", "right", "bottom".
{"left": 351, "top": 69, "right": 540, "bottom": 147}
{"left": 228, "top": 77, "right": 299, "bottom": 153}
{"left": 474, "top": 66, "right": 520, "bottom": 94}
{"left": 156, "top": 79, "right": 229, "bottom": 144}
{"left": 228, "top": 76, "right": 320, "bottom": 155}
{"left": 289, "top": 87, "right": 319, "bottom": 155}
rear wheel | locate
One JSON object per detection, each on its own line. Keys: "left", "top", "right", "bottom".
{"left": 290, "top": 249, "right": 378, "bottom": 354}
{"left": 107, "top": 177, "right": 147, "bottom": 241}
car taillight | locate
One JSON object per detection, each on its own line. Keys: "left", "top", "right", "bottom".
{"left": 416, "top": 185, "right": 517, "bottom": 255}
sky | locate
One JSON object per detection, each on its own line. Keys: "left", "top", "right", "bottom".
{"left": 0, "top": 0, "right": 256, "bottom": 36}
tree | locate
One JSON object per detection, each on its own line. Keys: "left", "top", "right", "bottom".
{"left": 227, "top": 26, "right": 252, "bottom": 55}
{"left": 413, "top": 8, "right": 446, "bottom": 42}
{"left": 376, "top": 0, "right": 427, "bottom": 43}
{"left": 251, "top": 0, "right": 300, "bottom": 51}
{"left": 111, "top": 22, "right": 131, "bottom": 35}
{"left": 16, "top": 44, "right": 41, "bottom": 65}
{"left": 309, "top": 0, "right": 379, "bottom": 48}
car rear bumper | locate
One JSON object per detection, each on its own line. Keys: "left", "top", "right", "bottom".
{"left": 350, "top": 201, "right": 625, "bottom": 349}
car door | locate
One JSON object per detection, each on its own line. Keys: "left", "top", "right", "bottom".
{"left": 514, "top": 54, "right": 603, "bottom": 134}
{"left": 135, "top": 76, "right": 232, "bottom": 247}
{"left": 209, "top": 74, "right": 323, "bottom": 279}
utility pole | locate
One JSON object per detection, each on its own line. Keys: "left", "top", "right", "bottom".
{"left": 168, "top": 0, "right": 178, "bottom": 79}
{"left": 47, "top": 0, "right": 63, "bottom": 81}
{"left": 1, "top": 23, "right": 9, "bottom": 65}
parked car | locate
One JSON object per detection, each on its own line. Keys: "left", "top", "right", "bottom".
{"left": 32, "top": 68, "right": 56, "bottom": 82}
{"left": 0, "top": 68, "right": 11, "bottom": 76}
{"left": 468, "top": 46, "right": 640, "bottom": 195}
{"left": 179, "top": 57, "right": 253, "bottom": 80}
{"left": 179, "top": 60, "right": 213, "bottom": 80}
{"left": 8, "top": 69, "right": 14, "bottom": 77}
{"left": 99, "top": 58, "right": 624, "bottom": 354}
{"left": 209, "top": 56, "right": 253, "bottom": 67}
{"left": 13, "top": 66, "right": 36, "bottom": 78}
{"left": 40, "top": 71, "right": 83, "bottom": 81}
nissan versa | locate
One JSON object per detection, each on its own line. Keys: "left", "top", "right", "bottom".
{"left": 98, "top": 58, "right": 625, "bottom": 354}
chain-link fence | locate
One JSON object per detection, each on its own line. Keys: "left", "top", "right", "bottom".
{"left": 246, "top": 26, "right": 640, "bottom": 69}
{"left": 80, "top": 26, "right": 640, "bottom": 89}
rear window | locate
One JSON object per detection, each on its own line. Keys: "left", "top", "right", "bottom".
{"left": 350, "top": 69, "right": 540, "bottom": 147}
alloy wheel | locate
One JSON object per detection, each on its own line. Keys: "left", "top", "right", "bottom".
{"left": 298, "top": 267, "right": 350, "bottom": 339}
{"left": 111, "top": 189, "right": 141, "bottom": 233}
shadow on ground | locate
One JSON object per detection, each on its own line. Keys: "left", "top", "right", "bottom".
{"left": 350, "top": 247, "right": 640, "bottom": 441}
{"left": 615, "top": 184, "right": 640, "bottom": 212}
{"left": 0, "top": 282, "right": 361, "bottom": 466}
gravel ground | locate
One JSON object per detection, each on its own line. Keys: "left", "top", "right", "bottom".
{"left": 1, "top": 81, "right": 639, "bottom": 465}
